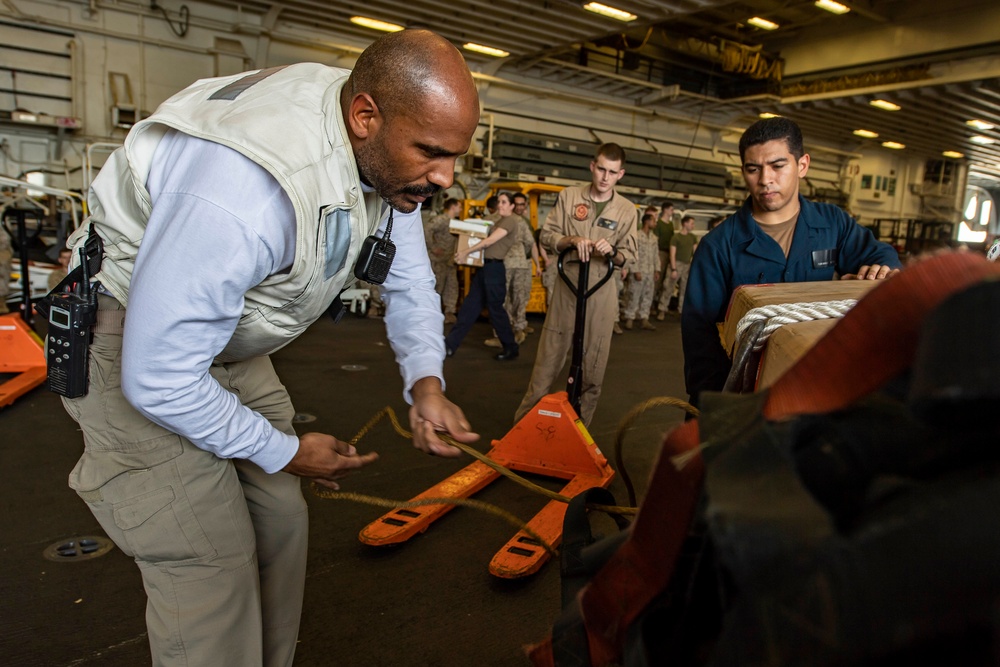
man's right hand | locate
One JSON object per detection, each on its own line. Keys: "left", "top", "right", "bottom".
{"left": 282, "top": 432, "right": 379, "bottom": 489}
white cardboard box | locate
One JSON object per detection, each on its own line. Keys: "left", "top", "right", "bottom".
{"left": 450, "top": 218, "right": 492, "bottom": 267}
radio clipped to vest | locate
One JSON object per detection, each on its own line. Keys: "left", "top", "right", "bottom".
{"left": 353, "top": 208, "right": 396, "bottom": 285}
{"left": 42, "top": 228, "right": 103, "bottom": 398}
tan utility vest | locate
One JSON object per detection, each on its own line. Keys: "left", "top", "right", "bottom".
{"left": 69, "top": 64, "right": 383, "bottom": 361}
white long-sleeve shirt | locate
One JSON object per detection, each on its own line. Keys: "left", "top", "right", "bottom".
{"left": 121, "top": 130, "right": 443, "bottom": 474}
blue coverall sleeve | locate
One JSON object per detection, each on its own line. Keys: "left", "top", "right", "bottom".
{"left": 835, "top": 212, "right": 902, "bottom": 274}
{"left": 681, "top": 238, "right": 733, "bottom": 405}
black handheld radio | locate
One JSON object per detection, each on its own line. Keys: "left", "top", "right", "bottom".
{"left": 45, "top": 245, "right": 99, "bottom": 398}
{"left": 353, "top": 208, "right": 396, "bottom": 285}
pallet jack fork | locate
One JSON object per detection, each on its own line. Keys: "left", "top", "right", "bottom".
{"left": 0, "top": 312, "right": 46, "bottom": 408}
{"left": 360, "top": 248, "right": 616, "bottom": 578}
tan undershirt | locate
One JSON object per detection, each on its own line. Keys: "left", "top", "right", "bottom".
{"left": 756, "top": 212, "right": 799, "bottom": 258}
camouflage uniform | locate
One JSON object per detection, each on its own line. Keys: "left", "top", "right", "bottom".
{"left": 503, "top": 218, "right": 534, "bottom": 334}
{"left": 623, "top": 227, "right": 659, "bottom": 323}
{"left": 0, "top": 226, "right": 12, "bottom": 314}
{"left": 423, "top": 213, "right": 458, "bottom": 318}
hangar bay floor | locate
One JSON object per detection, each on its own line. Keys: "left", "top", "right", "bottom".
{"left": 1, "top": 309, "right": 688, "bottom": 667}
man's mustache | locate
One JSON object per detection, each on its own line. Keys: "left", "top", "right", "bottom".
{"left": 401, "top": 183, "right": 441, "bottom": 198}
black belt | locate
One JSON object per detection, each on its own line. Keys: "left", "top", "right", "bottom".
{"left": 484, "top": 258, "right": 503, "bottom": 263}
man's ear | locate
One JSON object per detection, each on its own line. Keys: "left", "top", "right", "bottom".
{"left": 347, "top": 92, "right": 380, "bottom": 140}
{"left": 798, "top": 153, "right": 811, "bottom": 177}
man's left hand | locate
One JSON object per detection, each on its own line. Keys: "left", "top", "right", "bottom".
{"left": 843, "top": 264, "right": 901, "bottom": 280}
{"left": 592, "top": 238, "right": 615, "bottom": 258}
{"left": 409, "top": 377, "right": 479, "bottom": 457}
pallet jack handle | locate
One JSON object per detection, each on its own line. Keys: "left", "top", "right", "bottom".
{"left": 556, "top": 246, "right": 615, "bottom": 416}
{"left": 3, "top": 208, "right": 38, "bottom": 326}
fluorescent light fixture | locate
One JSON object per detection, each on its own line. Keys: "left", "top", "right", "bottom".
{"left": 747, "top": 16, "right": 779, "bottom": 30}
{"left": 25, "top": 171, "right": 45, "bottom": 198}
{"left": 881, "top": 141, "right": 905, "bottom": 150}
{"left": 958, "top": 220, "right": 987, "bottom": 243}
{"left": 971, "top": 135, "right": 996, "bottom": 145}
{"left": 583, "top": 2, "right": 637, "bottom": 21}
{"left": 758, "top": 112, "right": 781, "bottom": 119}
{"left": 966, "top": 119, "right": 995, "bottom": 131}
{"left": 815, "top": 0, "right": 850, "bottom": 14}
{"left": 869, "top": 99, "right": 900, "bottom": 111}
{"left": 349, "top": 16, "right": 404, "bottom": 32}
{"left": 463, "top": 42, "right": 510, "bottom": 57}
{"left": 853, "top": 129, "right": 879, "bottom": 138}
{"left": 942, "top": 150, "right": 964, "bottom": 159}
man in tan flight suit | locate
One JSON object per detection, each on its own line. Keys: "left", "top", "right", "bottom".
{"left": 514, "top": 143, "right": 638, "bottom": 426}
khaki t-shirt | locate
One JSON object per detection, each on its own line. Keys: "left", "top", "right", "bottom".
{"left": 757, "top": 212, "right": 799, "bottom": 258}
{"left": 484, "top": 215, "right": 520, "bottom": 260}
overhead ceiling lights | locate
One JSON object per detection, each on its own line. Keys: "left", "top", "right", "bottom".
{"left": 970, "top": 135, "right": 996, "bottom": 145}
{"left": 349, "top": 16, "right": 404, "bottom": 32}
{"left": 747, "top": 16, "right": 780, "bottom": 30}
{"left": 853, "top": 129, "right": 879, "bottom": 138}
{"left": 881, "top": 141, "right": 905, "bottom": 150}
{"left": 758, "top": 112, "right": 781, "bottom": 119}
{"left": 966, "top": 119, "right": 995, "bottom": 131}
{"left": 815, "top": 0, "right": 851, "bottom": 14}
{"left": 869, "top": 99, "right": 901, "bottom": 111}
{"left": 942, "top": 151, "right": 965, "bottom": 159}
{"left": 463, "top": 42, "right": 510, "bottom": 58}
{"left": 583, "top": 2, "right": 637, "bottom": 21}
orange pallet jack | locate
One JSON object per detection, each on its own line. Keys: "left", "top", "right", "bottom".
{"left": 1, "top": 209, "right": 48, "bottom": 408}
{"left": 360, "top": 249, "right": 616, "bottom": 578}
{"left": 0, "top": 312, "right": 47, "bottom": 408}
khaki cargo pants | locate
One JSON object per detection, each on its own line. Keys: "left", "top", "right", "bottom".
{"left": 61, "top": 296, "right": 307, "bottom": 667}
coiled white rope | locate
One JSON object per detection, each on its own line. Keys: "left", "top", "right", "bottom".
{"left": 735, "top": 299, "right": 858, "bottom": 352}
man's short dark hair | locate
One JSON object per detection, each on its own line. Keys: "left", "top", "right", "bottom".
{"left": 739, "top": 117, "right": 805, "bottom": 162}
{"left": 512, "top": 192, "right": 527, "bottom": 203}
{"left": 661, "top": 201, "right": 674, "bottom": 212}
{"left": 681, "top": 215, "right": 695, "bottom": 225}
{"left": 486, "top": 195, "right": 498, "bottom": 209}
{"left": 595, "top": 142, "right": 626, "bottom": 167}
{"left": 641, "top": 213, "right": 655, "bottom": 226}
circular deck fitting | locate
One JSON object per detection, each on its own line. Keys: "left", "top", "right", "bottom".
{"left": 340, "top": 364, "right": 368, "bottom": 372}
{"left": 292, "top": 413, "right": 317, "bottom": 423}
{"left": 43, "top": 536, "right": 115, "bottom": 562}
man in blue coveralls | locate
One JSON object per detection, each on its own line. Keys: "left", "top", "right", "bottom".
{"left": 682, "top": 117, "right": 902, "bottom": 406}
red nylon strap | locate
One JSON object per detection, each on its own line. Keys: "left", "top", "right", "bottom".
{"left": 526, "top": 420, "right": 703, "bottom": 666}
{"left": 583, "top": 419, "right": 703, "bottom": 664}
{"left": 764, "top": 252, "right": 1000, "bottom": 421}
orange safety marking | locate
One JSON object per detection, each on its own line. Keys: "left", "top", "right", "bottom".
{"left": 0, "top": 313, "right": 47, "bottom": 407}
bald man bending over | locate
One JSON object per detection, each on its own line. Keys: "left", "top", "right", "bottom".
{"left": 59, "top": 31, "right": 480, "bottom": 666}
